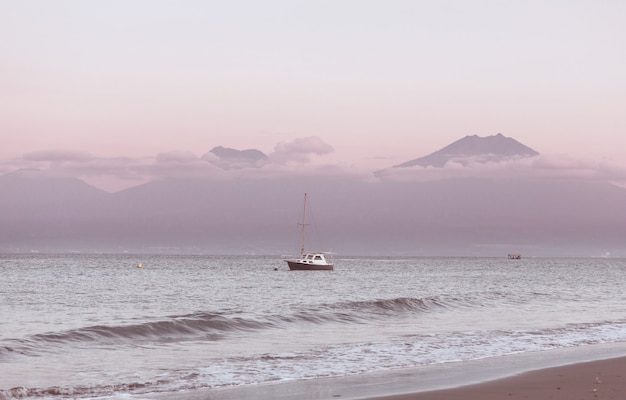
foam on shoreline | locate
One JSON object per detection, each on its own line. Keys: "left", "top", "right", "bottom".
{"left": 133, "top": 342, "right": 626, "bottom": 400}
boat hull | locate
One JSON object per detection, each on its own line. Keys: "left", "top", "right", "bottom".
{"left": 286, "top": 260, "right": 334, "bottom": 271}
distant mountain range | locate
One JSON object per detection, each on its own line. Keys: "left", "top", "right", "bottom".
{"left": 1, "top": 135, "right": 624, "bottom": 257}
{"left": 393, "top": 133, "right": 539, "bottom": 168}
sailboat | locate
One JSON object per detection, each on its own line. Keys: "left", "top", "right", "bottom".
{"left": 284, "top": 193, "right": 334, "bottom": 271}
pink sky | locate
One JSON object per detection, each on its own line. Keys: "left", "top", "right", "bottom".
{"left": 1, "top": 1, "right": 625, "bottom": 191}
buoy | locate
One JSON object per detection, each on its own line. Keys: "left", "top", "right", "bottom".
{"left": 137, "top": 263, "right": 142, "bottom": 268}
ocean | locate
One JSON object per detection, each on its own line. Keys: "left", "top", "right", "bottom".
{"left": 1, "top": 254, "right": 626, "bottom": 399}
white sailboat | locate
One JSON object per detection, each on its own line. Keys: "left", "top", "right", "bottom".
{"left": 284, "top": 193, "right": 334, "bottom": 271}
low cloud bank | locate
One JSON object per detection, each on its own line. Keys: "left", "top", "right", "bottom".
{"left": 2, "top": 142, "right": 626, "bottom": 192}
{"left": 269, "top": 136, "right": 335, "bottom": 165}
{"left": 22, "top": 149, "right": 95, "bottom": 163}
{"left": 0, "top": 137, "right": 341, "bottom": 191}
{"left": 377, "top": 154, "right": 626, "bottom": 187}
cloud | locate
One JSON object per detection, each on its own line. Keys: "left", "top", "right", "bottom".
{"left": 1, "top": 150, "right": 152, "bottom": 190}
{"left": 0, "top": 139, "right": 335, "bottom": 191}
{"left": 22, "top": 149, "right": 94, "bottom": 163}
{"left": 155, "top": 150, "right": 199, "bottom": 164}
{"left": 5, "top": 143, "right": 626, "bottom": 194}
{"left": 376, "top": 154, "right": 626, "bottom": 185}
{"left": 13, "top": 150, "right": 141, "bottom": 178}
{"left": 269, "top": 136, "right": 334, "bottom": 164}
{"left": 530, "top": 154, "right": 597, "bottom": 173}
{"left": 148, "top": 151, "right": 224, "bottom": 179}
{"left": 529, "top": 155, "right": 626, "bottom": 185}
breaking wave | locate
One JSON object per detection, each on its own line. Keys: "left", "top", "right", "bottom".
{"left": 1, "top": 291, "right": 514, "bottom": 358}
{"left": 4, "top": 319, "right": 626, "bottom": 400}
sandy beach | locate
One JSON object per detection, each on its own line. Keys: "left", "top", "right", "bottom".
{"left": 364, "top": 356, "right": 625, "bottom": 400}
{"left": 151, "top": 349, "right": 626, "bottom": 400}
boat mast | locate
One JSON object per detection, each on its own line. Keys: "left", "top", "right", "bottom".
{"left": 299, "top": 193, "right": 309, "bottom": 256}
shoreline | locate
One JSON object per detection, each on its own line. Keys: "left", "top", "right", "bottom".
{"left": 144, "top": 343, "right": 626, "bottom": 400}
{"left": 364, "top": 356, "right": 626, "bottom": 400}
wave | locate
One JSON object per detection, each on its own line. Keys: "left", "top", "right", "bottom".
{"left": 0, "top": 312, "right": 272, "bottom": 358}
{"left": 1, "top": 291, "right": 512, "bottom": 357}
{"left": 31, "top": 312, "right": 270, "bottom": 344}
{"left": 274, "top": 293, "right": 489, "bottom": 326}
{"left": 0, "top": 381, "right": 157, "bottom": 400}
{"left": 322, "top": 290, "right": 513, "bottom": 316}
{"left": 5, "top": 319, "right": 626, "bottom": 400}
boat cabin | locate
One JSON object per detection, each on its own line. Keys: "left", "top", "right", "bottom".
{"left": 297, "top": 253, "right": 330, "bottom": 264}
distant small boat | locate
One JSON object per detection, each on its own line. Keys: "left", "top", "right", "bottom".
{"left": 507, "top": 253, "right": 522, "bottom": 259}
{"left": 284, "top": 193, "right": 334, "bottom": 271}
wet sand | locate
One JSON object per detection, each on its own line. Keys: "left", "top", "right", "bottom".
{"left": 364, "top": 356, "right": 626, "bottom": 400}
{"left": 143, "top": 350, "right": 626, "bottom": 400}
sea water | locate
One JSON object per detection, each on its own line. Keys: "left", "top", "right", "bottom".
{"left": 1, "top": 254, "right": 626, "bottom": 399}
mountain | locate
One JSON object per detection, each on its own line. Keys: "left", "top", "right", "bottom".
{"left": 0, "top": 169, "right": 109, "bottom": 218}
{"left": 0, "top": 169, "right": 113, "bottom": 251}
{"left": 201, "top": 146, "right": 268, "bottom": 169}
{"left": 394, "top": 133, "right": 539, "bottom": 168}
{"left": 1, "top": 139, "right": 625, "bottom": 257}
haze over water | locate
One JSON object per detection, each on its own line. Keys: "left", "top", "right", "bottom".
{"left": 2, "top": 254, "right": 626, "bottom": 399}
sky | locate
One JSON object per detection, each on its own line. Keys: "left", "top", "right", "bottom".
{"left": 1, "top": 0, "right": 626, "bottom": 191}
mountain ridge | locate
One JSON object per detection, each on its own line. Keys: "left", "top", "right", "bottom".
{"left": 1, "top": 137, "right": 624, "bottom": 256}
{"left": 1, "top": 173, "right": 625, "bottom": 257}
{"left": 394, "top": 133, "right": 540, "bottom": 168}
